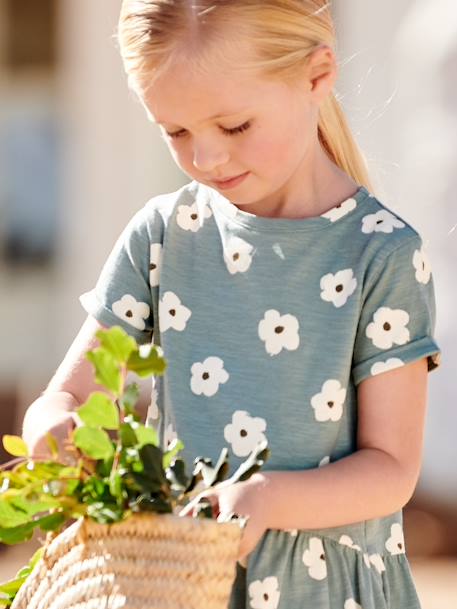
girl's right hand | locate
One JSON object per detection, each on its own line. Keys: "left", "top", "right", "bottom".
{"left": 22, "top": 392, "right": 82, "bottom": 461}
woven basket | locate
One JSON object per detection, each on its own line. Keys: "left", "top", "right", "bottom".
{"left": 11, "top": 512, "right": 243, "bottom": 609}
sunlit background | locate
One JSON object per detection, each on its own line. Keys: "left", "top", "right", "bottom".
{"left": 0, "top": 1, "right": 456, "bottom": 606}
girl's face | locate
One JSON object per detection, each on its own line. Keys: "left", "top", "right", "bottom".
{"left": 141, "top": 41, "right": 335, "bottom": 215}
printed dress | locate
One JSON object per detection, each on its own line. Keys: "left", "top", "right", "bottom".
{"left": 79, "top": 180, "right": 441, "bottom": 609}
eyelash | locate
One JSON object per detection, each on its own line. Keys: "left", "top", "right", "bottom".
{"left": 166, "top": 121, "right": 251, "bottom": 139}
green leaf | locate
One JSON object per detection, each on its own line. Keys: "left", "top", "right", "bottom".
{"left": 0, "top": 499, "right": 29, "bottom": 528}
{"left": 0, "top": 574, "right": 28, "bottom": 596}
{"left": 119, "top": 423, "right": 137, "bottom": 448}
{"left": 127, "top": 346, "right": 167, "bottom": 378}
{"left": 86, "top": 502, "right": 124, "bottom": 524}
{"left": 2, "top": 436, "right": 28, "bottom": 458}
{"left": 134, "top": 424, "right": 159, "bottom": 449}
{"left": 162, "top": 438, "right": 185, "bottom": 470}
{"left": 139, "top": 444, "right": 167, "bottom": 487}
{"left": 95, "top": 326, "right": 137, "bottom": 364}
{"left": 9, "top": 496, "right": 60, "bottom": 517}
{"left": 86, "top": 348, "right": 122, "bottom": 395}
{"left": 78, "top": 393, "right": 119, "bottom": 430}
{"left": 0, "top": 522, "right": 35, "bottom": 545}
{"left": 29, "top": 547, "right": 44, "bottom": 570}
{"left": 165, "top": 459, "right": 189, "bottom": 492}
{"left": 118, "top": 383, "right": 140, "bottom": 415}
{"left": 73, "top": 427, "right": 114, "bottom": 460}
{"left": 109, "top": 471, "right": 123, "bottom": 500}
{"left": 37, "top": 512, "right": 65, "bottom": 532}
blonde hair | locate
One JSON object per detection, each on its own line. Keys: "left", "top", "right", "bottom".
{"left": 118, "top": 0, "right": 374, "bottom": 192}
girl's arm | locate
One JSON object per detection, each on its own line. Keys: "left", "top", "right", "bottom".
{"left": 22, "top": 315, "right": 113, "bottom": 456}
{"left": 254, "top": 357, "right": 428, "bottom": 530}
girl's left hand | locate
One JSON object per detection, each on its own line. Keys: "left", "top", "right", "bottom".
{"left": 179, "top": 473, "right": 270, "bottom": 567}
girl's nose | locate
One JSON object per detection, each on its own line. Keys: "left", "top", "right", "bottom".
{"left": 192, "top": 141, "right": 230, "bottom": 173}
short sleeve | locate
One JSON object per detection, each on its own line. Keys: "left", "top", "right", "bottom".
{"left": 352, "top": 235, "right": 441, "bottom": 386}
{"left": 79, "top": 206, "right": 155, "bottom": 345}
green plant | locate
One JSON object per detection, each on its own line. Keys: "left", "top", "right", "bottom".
{"left": 0, "top": 325, "right": 270, "bottom": 608}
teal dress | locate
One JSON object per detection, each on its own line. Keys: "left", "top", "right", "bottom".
{"left": 80, "top": 180, "right": 441, "bottom": 609}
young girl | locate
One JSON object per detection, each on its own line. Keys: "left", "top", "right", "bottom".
{"left": 22, "top": 1, "right": 442, "bottom": 608}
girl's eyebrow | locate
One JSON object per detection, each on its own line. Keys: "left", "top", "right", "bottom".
{"left": 153, "top": 109, "right": 252, "bottom": 126}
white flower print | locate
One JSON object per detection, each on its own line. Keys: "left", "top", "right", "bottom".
{"left": 112, "top": 294, "right": 150, "bottom": 330}
{"left": 190, "top": 356, "right": 229, "bottom": 397}
{"left": 339, "top": 535, "right": 361, "bottom": 552}
{"left": 272, "top": 243, "right": 285, "bottom": 260}
{"left": 224, "top": 410, "right": 267, "bottom": 458}
{"left": 248, "top": 576, "right": 280, "bottom": 609}
{"left": 320, "top": 268, "right": 357, "bottom": 308}
{"left": 413, "top": 246, "right": 432, "bottom": 284}
{"left": 366, "top": 307, "right": 410, "bottom": 349}
{"left": 385, "top": 523, "right": 406, "bottom": 555}
{"left": 318, "top": 456, "right": 331, "bottom": 467}
{"left": 371, "top": 358, "right": 404, "bottom": 376}
{"left": 311, "top": 380, "right": 346, "bottom": 422}
{"left": 159, "top": 291, "right": 192, "bottom": 332}
{"left": 344, "top": 600, "right": 362, "bottom": 609}
{"left": 176, "top": 202, "right": 212, "bottom": 232}
{"left": 258, "top": 310, "right": 300, "bottom": 356}
{"left": 164, "top": 423, "right": 177, "bottom": 449}
{"left": 285, "top": 529, "right": 298, "bottom": 537}
{"left": 302, "top": 537, "right": 327, "bottom": 581}
{"left": 361, "top": 210, "right": 405, "bottom": 234}
{"left": 367, "top": 553, "right": 386, "bottom": 574}
{"left": 224, "top": 237, "right": 254, "bottom": 274}
{"left": 146, "top": 385, "right": 159, "bottom": 421}
{"left": 320, "top": 197, "right": 357, "bottom": 222}
{"left": 149, "top": 243, "right": 162, "bottom": 287}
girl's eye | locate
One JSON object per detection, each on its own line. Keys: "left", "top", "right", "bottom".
{"left": 166, "top": 121, "right": 251, "bottom": 139}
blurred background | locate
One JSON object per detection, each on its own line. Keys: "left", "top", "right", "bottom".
{"left": 0, "top": 1, "right": 455, "bottom": 606}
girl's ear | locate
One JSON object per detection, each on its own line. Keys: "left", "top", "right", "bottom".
{"left": 306, "top": 45, "right": 338, "bottom": 103}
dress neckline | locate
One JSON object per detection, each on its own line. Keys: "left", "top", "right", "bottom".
{"left": 202, "top": 183, "right": 372, "bottom": 233}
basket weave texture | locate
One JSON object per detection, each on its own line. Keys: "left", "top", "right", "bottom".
{"left": 11, "top": 513, "right": 243, "bottom": 609}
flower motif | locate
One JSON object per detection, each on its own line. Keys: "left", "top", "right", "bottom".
{"left": 385, "top": 523, "right": 406, "bottom": 555}
{"left": 285, "top": 529, "right": 298, "bottom": 537}
{"left": 164, "top": 423, "right": 177, "bottom": 449}
{"left": 320, "top": 197, "right": 357, "bottom": 222}
{"left": 364, "top": 553, "right": 386, "bottom": 574}
{"left": 318, "top": 456, "right": 330, "bottom": 467}
{"left": 258, "top": 310, "right": 300, "bottom": 356}
{"left": 310, "top": 380, "right": 346, "bottom": 422}
{"left": 248, "top": 576, "right": 280, "bottom": 609}
{"left": 176, "top": 202, "right": 212, "bottom": 232}
{"left": 366, "top": 307, "right": 410, "bottom": 349}
{"left": 302, "top": 537, "right": 327, "bottom": 580}
{"left": 320, "top": 268, "right": 357, "bottom": 308}
{"left": 413, "top": 246, "right": 432, "bottom": 284}
{"left": 339, "top": 535, "right": 361, "bottom": 552}
{"left": 149, "top": 243, "right": 162, "bottom": 287}
{"left": 146, "top": 385, "right": 159, "bottom": 421}
{"left": 370, "top": 358, "right": 404, "bottom": 376}
{"left": 224, "top": 410, "right": 267, "bottom": 457}
{"left": 159, "top": 291, "right": 192, "bottom": 332}
{"left": 361, "top": 210, "right": 405, "bottom": 234}
{"left": 190, "top": 356, "right": 229, "bottom": 397}
{"left": 112, "top": 294, "right": 150, "bottom": 330}
{"left": 344, "top": 600, "right": 363, "bottom": 609}
{"left": 224, "top": 236, "right": 255, "bottom": 274}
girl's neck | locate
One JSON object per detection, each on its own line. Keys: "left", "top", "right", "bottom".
{"left": 232, "top": 143, "right": 359, "bottom": 220}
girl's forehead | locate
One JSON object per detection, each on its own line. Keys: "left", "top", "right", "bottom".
{"left": 143, "top": 62, "right": 289, "bottom": 127}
